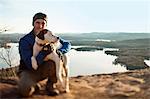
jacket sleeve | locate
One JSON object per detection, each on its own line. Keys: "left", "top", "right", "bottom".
{"left": 19, "top": 38, "right": 33, "bottom": 69}
{"left": 58, "top": 38, "right": 71, "bottom": 54}
{"left": 36, "top": 50, "right": 50, "bottom": 65}
{"left": 19, "top": 38, "right": 48, "bottom": 69}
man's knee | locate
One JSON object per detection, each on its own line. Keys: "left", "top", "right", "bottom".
{"left": 43, "top": 60, "right": 56, "bottom": 75}
{"left": 18, "top": 71, "right": 36, "bottom": 97}
{"left": 38, "top": 60, "right": 57, "bottom": 83}
{"left": 46, "top": 60, "right": 56, "bottom": 69}
{"left": 18, "top": 82, "right": 35, "bottom": 97}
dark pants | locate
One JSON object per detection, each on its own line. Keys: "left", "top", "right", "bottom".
{"left": 18, "top": 60, "right": 57, "bottom": 97}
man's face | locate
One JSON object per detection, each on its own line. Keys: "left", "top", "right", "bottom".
{"left": 33, "top": 19, "right": 47, "bottom": 35}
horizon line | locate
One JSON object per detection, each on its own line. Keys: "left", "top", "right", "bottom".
{"left": 2, "top": 31, "right": 150, "bottom": 34}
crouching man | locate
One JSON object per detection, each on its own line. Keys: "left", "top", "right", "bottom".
{"left": 18, "top": 12, "right": 71, "bottom": 97}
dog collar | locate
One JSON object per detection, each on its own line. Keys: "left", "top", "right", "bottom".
{"left": 35, "top": 41, "right": 45, "bottom": 47}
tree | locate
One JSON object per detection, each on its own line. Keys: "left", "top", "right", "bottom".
{"left": 0, "top": 46, "right": 12, "bottom": 67}
{"left": 0, "top": 27, "right": 17, "bottom": 78}
{"left": 0, "top": 26, "right": 12, "bottom": 66}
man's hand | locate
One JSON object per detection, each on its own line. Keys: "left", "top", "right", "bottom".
{"left": 42, "top": 44, "right": 54, "bottom": 61}
{"left": 42, "top": 44, "right": 54, "bottom": 53}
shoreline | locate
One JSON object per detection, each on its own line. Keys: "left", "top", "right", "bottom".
{"left": 1, "top": 46, "right": 150, "bottom": 78}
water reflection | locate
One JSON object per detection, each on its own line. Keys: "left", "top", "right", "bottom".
{"left": 68, "top": 49, "right": 126, "bottom": 76}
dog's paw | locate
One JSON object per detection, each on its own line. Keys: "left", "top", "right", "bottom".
{"left": 32, "top": 64, "right": 38, "bottom": 70}
{"left": 64, "top": 88, "right": 70, "bottom": 93}
{"left": 64, "top": 85, "right": 70, "bottom": 93}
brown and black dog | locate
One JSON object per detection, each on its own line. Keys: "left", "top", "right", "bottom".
{"left": 31, "top": 29, "right": 70, "bottom": 93}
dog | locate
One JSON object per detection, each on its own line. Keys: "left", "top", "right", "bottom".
{"left": 31, "top": 29, "right": 70, "bottom": 93}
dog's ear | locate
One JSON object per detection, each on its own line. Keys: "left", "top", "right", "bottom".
{"left": 36, "top": 29, "right": 48, "bottom": 40}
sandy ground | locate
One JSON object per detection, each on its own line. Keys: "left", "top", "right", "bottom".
{"left": 0, "top": 68, "right": 150, "bottom": 99}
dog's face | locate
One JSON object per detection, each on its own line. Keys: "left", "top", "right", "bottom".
{"left": 45, "top": 31, "right": 59, "bottom": 43}
{"left": 36, "top": 29, "right": 59, "bottom": 44}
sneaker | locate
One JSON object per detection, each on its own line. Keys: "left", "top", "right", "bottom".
{"left": 47, "top": 88, "right": 60, "bottom": 96}
{"left": 46, "top": 82, "right": 59, "bottom": 96}
{"left": 34, "top": 83, "right": 42, "bottom": 94}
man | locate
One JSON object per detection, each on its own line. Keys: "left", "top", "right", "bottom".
{"left": 18, "top": 12, "right": 71, "bottom": 97}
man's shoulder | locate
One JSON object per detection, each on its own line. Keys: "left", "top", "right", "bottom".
{"left": 20, "top": 32, "right": 34, "bottom": 41}
{"left": 21, "top": 33, "right": 30, "bottom": 39}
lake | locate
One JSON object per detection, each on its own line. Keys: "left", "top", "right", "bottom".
{"left": 0, "top": 43, "right": 127, "bottom": 77}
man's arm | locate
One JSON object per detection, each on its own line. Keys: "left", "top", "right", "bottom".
{"left": 19, "top": 38, "right": 33, "bottom": 69}
{"left": 58, "top": 38, "right": 71, "bottom": 54}
{"left": 19, "top": 38, "right": 49, "bottom": 69}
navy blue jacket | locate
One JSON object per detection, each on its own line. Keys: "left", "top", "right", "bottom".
{"left": 19, "top": 30, "right": 71, "bottom": 70}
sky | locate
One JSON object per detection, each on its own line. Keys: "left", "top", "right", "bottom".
{"left": 0, "top": 0, "right": 150, "bottom": 33}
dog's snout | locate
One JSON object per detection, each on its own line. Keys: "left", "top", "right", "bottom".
{"left": 57, "top": 37, "right": 59, "bottom": 39}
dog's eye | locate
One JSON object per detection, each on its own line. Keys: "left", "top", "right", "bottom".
{"left": 51, "top": 34, "right": 55, "bottom": 37}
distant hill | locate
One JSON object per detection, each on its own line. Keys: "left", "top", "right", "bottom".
{"left": 0, "top": 33, "right": 25, "bottom": 43}
{"left": 58, "top": 32, "right": 150, "bottom": 41}
{"left": 0, "top": 32, "right": 149, "bottom": 44}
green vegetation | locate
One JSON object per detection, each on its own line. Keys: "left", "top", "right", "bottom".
{"left": 105, "top": 48, "right": 150, "bottom": 70}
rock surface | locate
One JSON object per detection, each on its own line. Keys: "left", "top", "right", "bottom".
{"left": 0, "top": 68, "right": 150, "bottom": 99}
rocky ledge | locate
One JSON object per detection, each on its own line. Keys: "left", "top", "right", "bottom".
{"left": 0, "top": 68, "right": 150, "bottom": 99}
